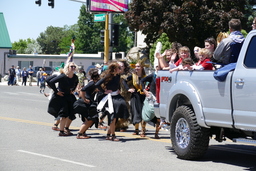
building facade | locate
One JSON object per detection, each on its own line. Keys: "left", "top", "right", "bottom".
{"left": 1, "top": 52, "right": 124, "bottom": 76}
{"left": 0, "top": 12, "right": 12, "bottom": 76}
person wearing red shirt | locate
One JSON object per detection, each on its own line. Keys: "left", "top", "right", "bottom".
{"left": 174, "top": 46, "right": 191, "bottom": 66}
{"left": 190, "top": 48, "right": 213, "bottom": 70}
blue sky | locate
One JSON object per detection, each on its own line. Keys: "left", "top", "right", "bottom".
{"left": 0, "top": 0, "right": 85, "bottom": 43}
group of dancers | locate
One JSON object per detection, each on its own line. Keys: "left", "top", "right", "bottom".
{"left": 46, "top": 58, "right": 161, "bottom": 141}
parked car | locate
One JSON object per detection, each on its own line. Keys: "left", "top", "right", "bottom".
{"left": 32, "top": 66, "right": 53, "bottom": 77}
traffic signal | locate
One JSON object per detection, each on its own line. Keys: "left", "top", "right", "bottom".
{"left": 48, "top": 0, "right": 54, "bottom": 8}
{"left": 112, "top": 24, "right": 119, "bottom": 46}
{"left": 35, "top": 0, "right": 41, "bottom": 6}
{"left": 100, "top": 30, "right": 104, "bottom": 45}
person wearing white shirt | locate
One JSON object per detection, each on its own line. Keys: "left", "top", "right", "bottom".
{"left": 15, "top": 66, "right": 21, "bottom": 85}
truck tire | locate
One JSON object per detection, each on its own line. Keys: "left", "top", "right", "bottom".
{"left": 171, "top": 105, "right": 210, "bottom": 160}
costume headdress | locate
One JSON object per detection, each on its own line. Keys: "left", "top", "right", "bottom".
{"left": 126, "top": 47, "right": 150, "bottom": 68}
{"left": 137, "top": 57, "right": 150, "bottom": 68}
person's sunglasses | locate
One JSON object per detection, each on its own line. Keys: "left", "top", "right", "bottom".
{"left": 70, "top": 66, "right": 76, "bottom": 68}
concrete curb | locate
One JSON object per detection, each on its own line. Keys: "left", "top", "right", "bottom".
{"left": 0, "top": 80, "right": 38, "bottom": 86}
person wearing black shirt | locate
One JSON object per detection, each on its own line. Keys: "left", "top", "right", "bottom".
{"left": 47, "top": 62, "right": 78, "bottom": 136}
{"left": 95, "top": 62, "right": 129, "bottom": 141}
{"left": 8, "top": 65, "right": 16, "bottom": 86}
{"left": 126, "top": 61, "right": 146, "bottom": 137}
{"left": 75, "top": 69, "right": 100, "bottom": 139}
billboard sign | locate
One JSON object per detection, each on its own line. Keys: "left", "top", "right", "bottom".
{"left": 89, "top": 0, "right": 129, "bottom": 13}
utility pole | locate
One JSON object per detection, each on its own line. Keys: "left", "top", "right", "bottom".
{"left": 104, "top": 13, "right": 109, "bottom": 63}
{"left": 109, "top": 13, "right": 113, "bottom": 61}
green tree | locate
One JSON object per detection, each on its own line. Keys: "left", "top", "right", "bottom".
{"left": 76, "top": 5, "right": 134, "bottom": 54}
{"left": 25, "top": 39, "right": 42, "bottom": 54}
{"left": 77, "top": 4, "right": 104, "bottom": 53}
{"left": 12, "top": 38, "right": 34, "bottom": 54}
{"left": 125, "top": 0, "right": 252, "bottom": 52}
{"left": 37, "top": 26, "right": 66, "bottom": 54}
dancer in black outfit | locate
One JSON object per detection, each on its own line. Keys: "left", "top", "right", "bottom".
{"left": 126, "top": 60, "right": 146, "bottom": 137}
{"left": 95, "top": 62, "right": 129, "bottom": 141}
{"left": 75, "top": 69, "right": 100, "bottom": 139}
{"left": 47, "top": 62, "right": 79, "bottom": 136}
{"left": 115, "top": 60, "right": 131, "bottom": 132}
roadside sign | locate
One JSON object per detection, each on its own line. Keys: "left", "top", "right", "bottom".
{"left": 94, "top": 14, "right": 106, "bottom": 22}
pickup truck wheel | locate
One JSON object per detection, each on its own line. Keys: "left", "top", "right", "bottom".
{"left": 171, "top": 105, "right": 210, "bottom": 160}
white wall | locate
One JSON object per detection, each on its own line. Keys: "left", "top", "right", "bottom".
{"left": 2, "top": 52, "right": 125, "bottom": 75}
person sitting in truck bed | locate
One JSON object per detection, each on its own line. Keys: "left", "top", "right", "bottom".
{"left": 194, "top": 37, "right": 217, "bottom": 60}
{"left": 157, "top": 48, "right": 178, "bottom": 70}
{"left": 169, "top": 58, "right": 194, "bottom": 73}
{"left": 156, "top": 42, "right": 182, "bottom": 70}
{"left": 174, "top": 46, "right": 192, "bottom": 66}
{"left": 213, "top": 18, "right": 244, "bottom": 65}
{"left": 190, "top": 48, "right": 213, "bottom": 70}
{"left": 169, "top": 46, "right": 193, "bottom": 73}
{"left": 170, "top": 48, "right": 212, "bottom": 72}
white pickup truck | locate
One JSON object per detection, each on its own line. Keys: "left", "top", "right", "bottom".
{"left": 154, "top": 30, "right": 256, "bottom": 160}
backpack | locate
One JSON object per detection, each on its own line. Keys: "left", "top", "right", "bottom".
{"left": 142, "top": 93, "right": 156, "bottom": 122}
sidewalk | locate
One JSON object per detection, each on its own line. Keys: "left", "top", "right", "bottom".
{"left": 0, "top": 78, "right": 38, "bottom": 86}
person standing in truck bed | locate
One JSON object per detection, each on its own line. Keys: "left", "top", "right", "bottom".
{"left": 213, "top": 18, "right": 244, "bottom": 64}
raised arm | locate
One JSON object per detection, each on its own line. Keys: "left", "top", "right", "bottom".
{"left": 156, "top": 51, "right": 169, "bottom": 70}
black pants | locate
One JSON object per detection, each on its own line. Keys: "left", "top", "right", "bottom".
{"left": 22, "top": 77, "right": 27, "bottom": 86}
{"left": 8, "top": 75, "right": 15, "bottom": 85}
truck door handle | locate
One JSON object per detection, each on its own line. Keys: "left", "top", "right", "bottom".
{"left": 234, "top": 79, "right": 244, "bottom": 86}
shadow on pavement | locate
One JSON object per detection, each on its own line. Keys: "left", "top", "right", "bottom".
{"left": 165, "top": 143, "right": 256, "bottom": 170}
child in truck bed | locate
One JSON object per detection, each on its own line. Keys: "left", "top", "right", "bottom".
{"left": 191, "top": 48, "right": 213, "bottom": 70}
{"left": 170, "top": 58, "right": 194, "bottom": 73}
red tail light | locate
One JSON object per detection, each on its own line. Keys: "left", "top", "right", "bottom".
{"left": 156, "top": 76, "right": 160, "bottom": 103}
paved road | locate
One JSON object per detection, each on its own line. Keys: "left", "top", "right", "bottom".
{"left": 0, "top": 85, "right": 256, "bottom": 171}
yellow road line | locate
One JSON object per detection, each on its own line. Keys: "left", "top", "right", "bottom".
{"left": 0, "top": 116, "right": 171, "bottom": 143}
